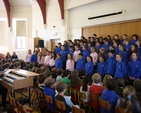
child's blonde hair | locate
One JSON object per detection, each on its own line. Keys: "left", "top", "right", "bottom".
{"left": 92, "top": 73, "right": 101, "bottom": 84}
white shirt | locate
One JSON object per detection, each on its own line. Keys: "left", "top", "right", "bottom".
{"left": 90, "top": 52, "right": 98, "bottom": 65}
{"left": 73, "top": 50, "right": 81, "bottom": 62}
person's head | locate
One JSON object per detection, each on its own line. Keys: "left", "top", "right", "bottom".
{"left": 116, "top": 78, "right": 125, "bottom": 87}
{"left": 52, "top": 67, "right": 57, "bottom": 75}
{"left": 90, "top": 37, "right": 94, "bottom": 42}
{"left": 116, "top": 54, "right": 122, "bottom": 62}
{"left": 56, "top": 68, "right": 64, "bottom": 76}
{"left": 93, "top": 34, "right": 97, "bottom": 38}
{"left": 113, "top": 41, "right": 119, "bottom": 47}
{"left": 69, "top": 45, "right": 74, "bottom": 51}
{"left": 44, "top": 78, "right": 56, "bottom": 88}
{"left": 61, "top": 45, "right": 65, "bottom": 50}
{"left": 62, "top": 70, "right": 70, "bottom": 78}
{"left": 135, "top": 41, "right": 141, "bottom": 47}
{"left": 92, "top": 73, "right": 101, "bottom": 84}
{"left": 123, "top": 39, "right": 129, "bottom": 45}
{"left": 28, "top": 49, "right": 31, "bottom": 54}
{"left": 82, "top": 76, "right": 91, "bottom": 92}
{"left": 91, "top": 46, "right": 98, "bottom": 53}
{"left": 122, "top": 34, "right": 127, "bottom": 40}
{"left": 123, "top": 86, "right": 136, "bottom": 112}
{"left": 14, "top": 62, "right": 21, "bottom": 69}
{"left": 131, "top": 52, "right": 138, "bottom": 61}
{"left": 104, "top": 39, "right": 109, "bottom": 45}
{"left": 131, "top": 44, "right": 138, "bottom": 52}
{"left": 103, "top": 75, "right": 113, "bottom": 86}
{"left": 118, "top": 44, "right": 124, "bottom": 51}
{"left": 133, "top": 80, "right": 141, "bottom": 92}
{"left": 33, "top": 51, "right": 37, "bottom": 55}
{"left": 99, "top": 48, "right": 106, "bottom": 55}
{"left": 78, "top": 53, "right": 83, "bottom": 59}
{"left": 106, "top": 78, "right": 116, "bottom": 90}
{"left": 96, "top": 41, "right": 100, "bottom": 47}
{"left": 82, "top": 45, "right": 87, "bottom": 51}
{"left": 56, "top": 82, "right": 67, "bottom": 94}
{"left": 87, "top": 42, "right": 92, "bottom": 47}
{"left": 38, "top": 73, "right": 46, "bottom": 84}
{"left": 35, "top": 68, "right": 42, "bottom": 74}
{"left": 70, "top": 73, "right": 80, "bottom": 88}
{"left": 99, "top": 55, "right": 105, "bottom": 62}
{"left": 51, "top": 52, "right": 56, "bottom": 59}
{"left": 67, "top": 53, "right": 73, "bottom": 60}
{"left": 79, "top": 69, "right": 86, "bottom": 77}
{"left": 57, "top": 53, "right": 61, "bottom": 59}
{"left": 86, "top": 56, "right": 93, "bottom": 62}
{"left": 109, "top": 46, "right": 115, "bottom": 51}
{"left": 58, "top": 42, "right": 61, "bottom": 47}
{"left": 71, "top": 70, "right": 79, "bottom": 76}
{"left": 108, "top": 50, "right": 115, "bottom": 58}
{"left": 13, "top": 52, "right": 16, "bottom": 55}
{"left": 114, "top": 34, "right": 119, "bottom": 40}
{"left": 132, "top": 34, "right": 138, "bottom": 40}
{"left": 74, "top": 45, "right": 79, "bottom": 51}
{"left": 44, "top": 70, "right": 52, "bottom": 78}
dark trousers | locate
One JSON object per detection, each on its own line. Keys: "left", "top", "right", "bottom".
{"left": 0, "top": 84, "right": 8, "bottom": 107}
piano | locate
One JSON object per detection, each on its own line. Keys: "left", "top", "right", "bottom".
{"left": 0, "top": 69, "right": 39, "bottom": 106}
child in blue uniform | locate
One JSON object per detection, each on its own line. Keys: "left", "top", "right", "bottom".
{"left": 76, "top": 53, "right": 85, "bottom": 71}
{"left": 85, "top": 56, "right": 94, "bottom": 76}
{"left": 115, "top": 54, "right": 127, "bottom": 79}
{"left": 55, "top": 53, "right": 63, "bottom": 68}
{"left": 130, "top": 34, "right": 138, "bottom": 45}
{"left": 127, "top": 52, "right": 141, "bottom": 85}
{"left": 55, "top": 42, "right": 61, "bottom": 54}
{"left": 97, "top": 55, "right": 105, "bottom": 80}
{"left": 118, "top": 44, "right": 127, "bottom": 63}
{"left": 101, "top": 78, "right": 119, "bottom": 113}
{"left": 104, "top": 50, "right": 116, "bottom": 76}
{"left": 82, "top": 45, "right": 90, "bottom": 62}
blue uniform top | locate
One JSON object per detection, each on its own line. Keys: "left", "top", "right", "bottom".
{"left": 118, "top": 51, "right": 127, "bottom": 63}
{"left": 55, "top": 47, "right": 61, "bottom": 54}
{"left": 44, "top": 87, "right": 56, "bottom": 110}
{"left": 102, "top": 44, "right": 110, "bottom": 52}
{"left": 76, "top": 59, "right": 85, "bottom": 71}
{"left": 55, "top": 58, "right": 63, "bottom": 68}
{"left": 127, "top": 60, "right": 141, "bottom": 79}
{"left": 125, "top": 44, "right": 131, "bottom": 53}
{"left": 115, "top": 61, "right": 127, "bottom": 78}
{"left": 30, "top": 55, "right": 37, "bottom": 62}
{"left": 60, "top": 50, "right": 68, "bottom": 62}
{"left": 101, "top": 89, "right": 119, "bottom": 113}
{"left": 69, "top": 50, "right": 74, "bottom": 56}
{"left": 130, "top": 39, "right": 137, "bottom": 45}
{"left": 85, "top": 62, "right": 94, "bottom": 75}
{"left": 97, "top": 62, "right": 105, "bottom": 76}
{"left": 105, "top": 57, "right": 116, "bottom": 75}
{"left": 95, "top": 45, "right": 101, "bottom": 53}
{"left": 82, "top": 50, "right": 90, "bottom": 62}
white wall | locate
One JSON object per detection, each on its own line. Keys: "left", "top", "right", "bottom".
{"left": 68, "top": 0, "right": 141, "bottom": 39}
{"left": 32, "top": 0, "right": 65, "bottom": 51}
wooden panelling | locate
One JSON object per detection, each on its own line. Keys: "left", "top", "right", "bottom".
{"left": 82, "top": 20, "right": 141, "bottom": 41}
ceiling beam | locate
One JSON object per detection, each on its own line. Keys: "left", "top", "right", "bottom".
{"left": 37, "top": 0, "right": 46, "bottom": 25}
{"left": 58, "top": 0, "right": 64, "bottom": 19}
{"left": 3, "top": 0, "right": 10, "bottom": 27}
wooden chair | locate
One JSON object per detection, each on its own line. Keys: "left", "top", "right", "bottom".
{"left": 44, "top": 94, "right": 57, "bottom": 113}
{"left": 55, "top": 99, "right": 66, "bottom": 113}
{"left": 77, "top": 91, "right": 90, "bottom": 110}
{"left": 17, "top": 101, "right": 38, "bottom": 113}
{"left": 8, "top": 95, "right": 18, "bottom": 113}
{"left": 88, "top": 93, "right": 100, "bottom": 113}
{"left": 72, "top": 106, "right": 85, "bottom": 113}
{"left": 115, "top": 105, "right": 132, "bottom": 113}
{"left": 70, "top": 87, "right": 78, "bottom": 103}
{"left": 35, "top": 89, "right": 45, "bottom": 111}
{"left": 99, "top": 98, "right": 110, "bottom": 113}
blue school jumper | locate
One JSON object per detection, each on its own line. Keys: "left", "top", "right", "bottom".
{"left": 76, "top": 59, "right": 85, "bottom": 71}
{"left": 115, "top": 61, "right": 127, "bottom": 78}
{"left": 102, "top": 44, "right": 110, "bottom": 52}
{"left": 55, "top": 58, "right": 63, "bottom": 68}
{"left": 95, "top": 45, "right": 101, "bottom": 53}
{"left": 125, "top": 44, "right": 131, "bottom": 53}
{"left": 130, "top": 39, "right": 137, "bottom": 45}
{"left": 85, "top": 62, "right": 94, "bottom": 75}
{"left": 30, "top": 55, "right": 37, "bottom": 62}
{"left": 60, "top": 50, "right": 68, "bottom": 63}
{"left": 127, "top": 60, "right": 141, "bottom": 79}
{"left": 101, "top": 89, "right": 119, "bottom": 113}
{"left": 97, "top": 62, "right": 105, "bottom": 76}
{"left": 55, "top": 47, "right": 61, "bottom": 54}
{"left": 69, "top": 50, "right": 74, "bottom": 56}
{"left": 82, "top": 50, "right": 90, "bottom": 61}
{"left": 104, "top": 57, "right": 115, "bottom": 75}
{"left": 118, "top": 51, "right": 127, "bottom": 63}
{"left": 115, "top": 47, "right": 119, "bottom": 53}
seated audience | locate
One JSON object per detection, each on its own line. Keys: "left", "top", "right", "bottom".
{"left": 12, "top": 52, "right": 18, "bottom": 59}
{"left": 56, "top": 68, "right": 64, "bottom": 82}
{"left": 61, "top": 70, "right": 70, "bottom": 86}
{"left": 133, "top": 79, "right": 141, "bottom": 101}
{"left": 117, "top": 86, "right": 141, "bottom": 113}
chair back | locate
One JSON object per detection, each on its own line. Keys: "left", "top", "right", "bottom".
{"left": 44, "top": 94, "right": 53, "bottom": 104}
{"left": 90, "top": 93, "right": 99, "bottom": 102}
{"left": 17, "top": 101, "right": 24, "bottom": 113}
{"left": 55, "top": 99, "right": 66, "bottom": 111}
{"left": 116, "top": 105, "right": 132, "bottom": 113}
{"left": 36, "top": 89, "right": 43, "bottom": 99}
{"left": 9, "top": 95, "right": 17, "bottom": 108}
{"left": 70, "top": 87, "right": 77, "bottom": 101}
{"left": 72, "top": 106, "right": 85, "bottom": 113}
{"left": 78, "top": 91, "right": 86, "bottom": 105}
{"left": 99, "top": 98, "right": 110, "bottom": 113}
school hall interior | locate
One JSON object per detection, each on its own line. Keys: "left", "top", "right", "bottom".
{"left": 0, "top": 0, "right": 141, "bottom": 113}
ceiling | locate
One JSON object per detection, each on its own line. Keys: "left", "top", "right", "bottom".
{"left": 0, "top": 0, "right": 37, "bottom": 7}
